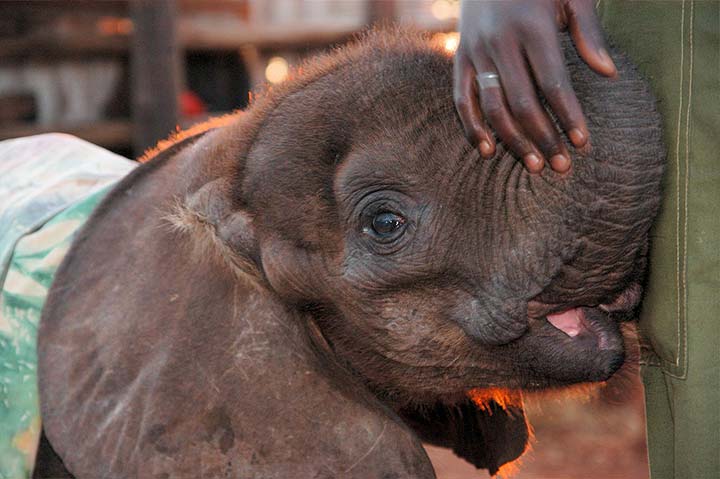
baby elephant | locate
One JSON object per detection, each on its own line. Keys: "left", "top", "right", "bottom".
{"left": 37, "top": 30, "right": 664, "bottom": 478}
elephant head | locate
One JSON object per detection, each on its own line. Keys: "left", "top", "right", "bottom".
{"left": 38, "top": 30, "right": 664, "bottom": 478}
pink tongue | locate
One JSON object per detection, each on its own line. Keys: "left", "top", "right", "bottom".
{"left": 547, "top": 308, "right": 583, "bottom": 337}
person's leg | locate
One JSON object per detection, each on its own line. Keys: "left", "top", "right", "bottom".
{"left": 641, "top": 366, "right": 675, "bottom": 476}
{"left": 598, "top": 1, "right": 720, "bottom": 477}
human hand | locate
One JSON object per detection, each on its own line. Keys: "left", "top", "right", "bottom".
{"left": 454, "top": 0, "right": 617, "bottom": 173}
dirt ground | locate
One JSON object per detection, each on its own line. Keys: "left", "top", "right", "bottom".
{"left": 425, "top": 370, "right": 649, "bottom": 479}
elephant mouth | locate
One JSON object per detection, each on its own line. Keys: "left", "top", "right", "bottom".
{"left": 544, "top": 307, "right": 618, "bottom": 351}
{"left": 527, "top": 280, "right": 642, "bottom": 352}
{"left": 510, "top": 305, "right": 626, "bottom": 386}
{"left": 548, "top": 308, "right": 602, "bottom": 341}
{"left": 517, "top": 282, "right": 643, "bottom": 385}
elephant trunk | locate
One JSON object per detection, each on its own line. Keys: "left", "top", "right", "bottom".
{"left": 525, "top": 39, "right": 666, "bottom": 308}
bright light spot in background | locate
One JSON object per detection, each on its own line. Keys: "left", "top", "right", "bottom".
{"left": 442, "top": 32, "right": 460, "bottom": 53}
{"left": 265, "top": 57, "right": 289, "bottom": 84}
{"left": 97, "top": 17, "right": 134, "bottom": 36}
{"left": 431, "top": 32, "right": 460, "bottom": 55}
{"left": 431, "top": 0, "right": 460, "bottom": 21}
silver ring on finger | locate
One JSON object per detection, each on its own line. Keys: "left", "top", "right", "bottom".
{"left": 476, "top": 71, "right": 500, "bottom": 89}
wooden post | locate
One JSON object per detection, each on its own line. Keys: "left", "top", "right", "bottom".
{"left": 130, "top": 0, "right": 181, "bottom": 155}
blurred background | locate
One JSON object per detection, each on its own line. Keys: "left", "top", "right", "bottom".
{"left": 0, "top": 0, "right": 460, "bottom": 158}
{"left": 0, "top": 1, "right": 649, "bottom": 477}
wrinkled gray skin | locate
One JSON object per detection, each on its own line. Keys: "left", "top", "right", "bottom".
{"left": 37, "top": 31, "right": 664, "bottom": 478}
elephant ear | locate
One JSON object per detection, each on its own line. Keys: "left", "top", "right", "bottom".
{"left": 400, "top": 398, "right": 530, "bottom": 476}
{"left": 38, "top": 124, "right": 435, "bottom": 478}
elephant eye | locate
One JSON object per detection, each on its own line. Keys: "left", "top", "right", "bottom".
{"left": 370, "top": 212, "right": 405, "bottom": 237}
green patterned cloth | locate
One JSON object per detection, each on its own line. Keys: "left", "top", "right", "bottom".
{"left": 0, "top": 134, "right": 135, "bottom": 478}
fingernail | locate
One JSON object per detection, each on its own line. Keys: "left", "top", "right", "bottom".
{"left": 524, "top": 153, "right": 544, "bottom": 172}
{"left": 598, "top": 48, "right": 617, "bottom": 76}
{"left": 550, "top": 154, "right": 571, "bottom": 173}
{"left": 479, "top": 141, "right": 493, "bottom": 157}
{"left": 569, "top": 128, "right": 586, "bottom": 147}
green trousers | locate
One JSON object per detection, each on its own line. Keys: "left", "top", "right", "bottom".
{"left": 598, "top": 2, "right": 720, "bottom": 478}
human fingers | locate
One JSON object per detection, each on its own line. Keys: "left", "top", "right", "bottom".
{"left": 471, "top": 50, "right": 545, "bottom": 173}
{"left": 454, "top": 52, "right": 496, "bottom": 157}
{"left": 484, "top": 40, "right": 571, "bottom": 172}
{"left": 524, "top": 23, "right": 589, "bottom": 151}
{"left": 564, "top": 0, "right": 617, "bottom": 78}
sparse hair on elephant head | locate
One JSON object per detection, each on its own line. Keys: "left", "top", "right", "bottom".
{"left": 37, "top": 29, "right": 664, "bottom": 478}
